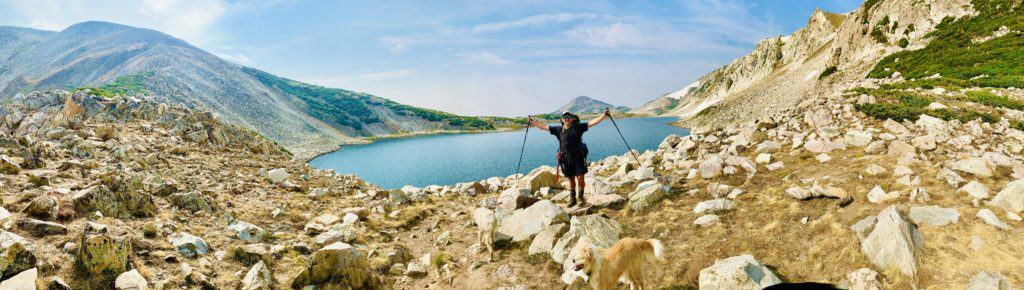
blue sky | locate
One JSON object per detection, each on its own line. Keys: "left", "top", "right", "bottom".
{"left": 0, "top": 0, "right": 862, "bottom": 116}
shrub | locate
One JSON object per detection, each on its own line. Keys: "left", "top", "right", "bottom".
{"left": 897, "top": 37, "right": 909, "bottom": 48}
{"left": 819, "top": 66, "right": 838, "bottom": 79}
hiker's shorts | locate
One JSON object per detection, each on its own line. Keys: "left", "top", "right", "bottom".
{"left": 559, "top": 154, "right": 588, "bottom": 177}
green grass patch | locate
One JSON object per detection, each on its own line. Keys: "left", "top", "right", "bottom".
{"left": 852, "top": 88, "right": 1003, "bottom": 124}
{"left": 962, "top": 90, "right": 1024, "bottom": 110}
{"left": 868, "top": 0, "right": 1024, "bottom": 88}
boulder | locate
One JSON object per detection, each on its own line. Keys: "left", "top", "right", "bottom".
{"left": 115, "top": 269, "right": 148, "bottom": 290}
{"left": 698, "top": 254, "right": 781, "bottom": 290}
{"left": 859, "top": 206, "right": 923, "bottom": 277}
{"left": 304, "top": 214, "right": 341, "bottom": 234}
{"left": 694, "top": 214, "right": 720, "bottom": 227}
{"left": 518, "top": 168, "right": 560, "bottom": 193}
{"left": 290, "top": 242, "right": 377, "bottom": 288}
{"left": 314, "top": 224, "right": 357, "bottom": 245}
{"left": 803, "top": 139, "right": 832, "bottom": 153}
{"left": 22, "top": 195, "right": 58, "bottom": 220}
{"left": 76, "top": 231, "right": 131, "bottom": 280}
{"left": 865, "top": 164, "right": 887, "bottom": 176}
{"left": 845, "top": 131, "right": 873, "bottom": 147}
{"left": 0, "top": 231, "right": 35, "bottom": 280}
{"left": 754, "top": 154, "right": 771, "bottom": 164}
{"left": 951, "top": 158, "right": 994, "bottom": 178}
{"left": 266, "top": 168, "right": 288, "bottom": 183}
{"left": 17, "top": 218, "right": 68, "bottom": 236}
{"left": 694, "top": 199, "right": 734, "bottom": 214}
{"left": 977, "top": 209, "right": 1011, "bottom": 230}
{"left": 167, "top": 191, "right": 215, "bottom": 213}
{"left": 699, "top": 156, "right": 724, "bottom": 179}
{"left": 867, "top": 186, "right": 899, "bottom": 204}
{"left": 587, "top": 194, "right": 625, "bottom": 209}
{"left": 839, "top": 268, "right": 881, "bottom": 290}
{"left": 628, "top": 183, "right": 669, "bottom": 211}
{"left": 912, "top": 135, "right": 936, "bottom": 151}
{"left": 388, "top": 190, "right": 411, "bottom": 205}
{"left": 909, "top": 206, "right": 959, "bottom": 227}
{"left": 0, "top": 268, "right": 36, "bottom": 290}
{"left": 168, "top": 232, "right": 210, "bottom": 258}
{"left": 497, "top": 200, "right": 568, "bottom": 242}
{"left": 72, "top": 183, "right": 157, "bottom": 219}
{"left": 887, "top": 141, "right": 915, "bottom": 159}
{"left": 226, "top": 220, "right": 265, "bottom": 242}
{"left": 991, "top": 179, "right": 1024, "bottom": 213}
{"left": 527, "top": 224, "right": 566, "bottom": 255}
{"left": 960, "top": 181, "right": 990, "bottom": 200}
{"left": 497, "top": 187, "right": 532, "bottom": 211}
{"left": 0, "top": 156, "right": 20, "bottom": 175}
{"left": 765, "top": 162, "right": 784, "bottom": 171}
{"left": 965, "top": 271, "right": 1013, "bottom": 290}
{"left": 937, "top": 168, "right": 966, "bottom": 188}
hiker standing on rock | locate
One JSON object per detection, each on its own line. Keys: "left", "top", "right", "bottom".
{"left": 528, "top": 108, "right": 610, "bottom": 207}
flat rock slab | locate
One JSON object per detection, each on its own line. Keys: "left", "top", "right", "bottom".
{"left": 698, "top": 254, "right": 782, "bottom": 290}
{"left": 909, "top": 206, "right": 959, "bottom": 227}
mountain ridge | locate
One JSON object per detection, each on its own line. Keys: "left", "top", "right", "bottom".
{"left": 0, "top": 21, "right": 509, "bottom": 159}
{"left": 553, "top": 96, "right": 629, "bottom": 115}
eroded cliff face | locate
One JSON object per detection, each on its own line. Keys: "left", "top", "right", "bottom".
{"left": 637, "top": 0, "right": 976, "bottom": 131}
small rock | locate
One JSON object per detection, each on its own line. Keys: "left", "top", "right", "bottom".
{"left": 965, "top": 271, "right": 1012, "bottom": 290}
{"left": 693, "top": 199, "right": 734, "bottom": 214}
{"left": 169, "top": 232, "right": 210, "bottom": 258}
{"left": 693, "top": 214, "right": 719, "bottom": 227}
{"left": 698, "top": 254, "right": 781, "bottom": 289}
{"left": 977, "top": 209, "right": 1011, "bottom": 230}
{"left": 909, "top": 206, "right": 959, "bottom": 227}
{"left": 115, "top": 269, "right": 148, "bottom": 290}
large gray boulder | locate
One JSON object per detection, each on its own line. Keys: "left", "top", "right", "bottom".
{"left": 951, "top": 157, "right": 994, "bottom": 178}
{"left": 527, "top": 224, "right": 566, "bottom": 255}
{"left": 240, "top": 260, "right": 274, "bottom": 290}
{"left": 0, "top": 268, "right": 37, "bottom": 290}
{"left": 991, "top": 179, "right": 1024, "bottom": 213}
{"left": 114, "top": 269, "right": 148, "bottom": 290}
{"left": 0, "top": 231, "right": 35, "bottom": 281}
{"left": 859, "top": 206, "right": 923, "bottom": 277}
{"left": 290, "top": 242, "right": 377, "bottom": 288}
{"left": 965, "top": 271, "right": 1013, "bottom": 290}
{"left": 628, "top": 182, "right": 669, "bottom": 211}
{"left": 168, "top": 232, "right": 210, "bottom": 258}
{"left": 909, "top": 206, "right": 959, "bottom": 227}
{"left": 497, "top": 200, "right": 568, "bottom": 242}
{"left": 699, "top": 155, "right": 724, "bottom": 179}
{"left": 698, "top": 254, "right": 781, "bottom": 290}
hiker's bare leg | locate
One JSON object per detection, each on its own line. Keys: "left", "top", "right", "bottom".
{"left": 568, "top": 176, "right": 578, "bottom": 206}
{"left": 576, "top": 175, "right": 586, "bottom": 204}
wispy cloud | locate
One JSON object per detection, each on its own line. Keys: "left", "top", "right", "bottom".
{"left": 214, "top": 52, "right": 252, "bottom": 64}
{"left": 138, "top": 0, "right": 227, "bottom": 44}
{"left": 456, "top": 51, "right": 513, "bottom": 65}
{"left": 378, "top": 36, "right": 412, "bottom": 53}
{"left": 472, "top": 12, "right": 599, "bottom": 33}
{"left": 358, "top": 69, "right": 417, "bottom": 80}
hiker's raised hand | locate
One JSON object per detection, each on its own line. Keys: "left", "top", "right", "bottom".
{"left": 604, "top": 108, "right": 611, "bottom": 116}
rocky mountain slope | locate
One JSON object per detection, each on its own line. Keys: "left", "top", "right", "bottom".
{"left": 634, "top": 0, "right": 976, "bottom": 130}
{"left": 553, "top": 96, "right": 629, "bottom": 115}
{"left": 0, "top": 22, "right": 506, "bottom": 159}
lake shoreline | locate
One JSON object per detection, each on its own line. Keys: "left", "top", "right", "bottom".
{"left": 309, "top": 116, "right": 688, "bottom": 188}
{"left": 306, "top": 114, "right": 671, "bottom": 161}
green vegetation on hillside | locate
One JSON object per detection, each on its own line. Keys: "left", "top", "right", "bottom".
{"left": 819, "top": 66, "right": 838, "bottom": 79}
{"left": 868, "top": 0, "right": 1024, "bottom": 88}
{"left": 75, "top": 71, "right": 154, "bottom": 98}
{"left": 241, "top": 67, "right": 494, "bottom": 134}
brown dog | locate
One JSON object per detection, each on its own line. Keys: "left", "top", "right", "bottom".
{"left": 573, "top": 237, "right": 665, "bottom": 290}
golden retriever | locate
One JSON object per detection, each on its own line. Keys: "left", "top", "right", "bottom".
{"left": 473, "top": 207, "right": 498, "bottom": 261}
{"left": 573, "top": 237, "right": 665, "bottom": 290}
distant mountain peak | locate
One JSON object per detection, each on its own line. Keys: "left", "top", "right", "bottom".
{"left": 554, "top": 96, "right": 629, "bottom": 115}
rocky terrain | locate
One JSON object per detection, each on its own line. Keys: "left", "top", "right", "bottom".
{"left": 0, "top": 22, "right": 513, "bottom": 160}
{"left": 2, "top": 74, "right": 1024, "bottom": 289}
{"left": 633, "top": 0, "right": 977, "bottom": 131}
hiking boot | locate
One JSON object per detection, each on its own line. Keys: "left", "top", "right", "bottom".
{"left": 568, "top": 194, "right": 577, "bottom": 208}
{"left": 578, "top": 193, "right": 586, "bottom": 206}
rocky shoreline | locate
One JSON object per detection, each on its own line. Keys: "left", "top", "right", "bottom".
{"left": 1, "top": 88, "right": 1022, "bottom": 289}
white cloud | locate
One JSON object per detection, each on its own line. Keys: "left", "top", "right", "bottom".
{"left": 214, "top": 52, "right": 252, "bottom": 64}
{"left": 456, "top": 51, "right": 513, "bottom": 65}
{"left": 358, "top": 69, "right": 417, "bottom": 80}
{"left": 564, "top": 22, "right": 647, "bottom": 48}
{"left": 472, "top": 12, "right": 599, "bottom": 33}
{"left": 378, "top": 36, "right": 412, "bottom": 53}
{"left": 139, "top": 0, "right": 227, "bottom": 44}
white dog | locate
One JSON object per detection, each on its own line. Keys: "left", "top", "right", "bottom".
{"left": 473, "top": 207, "right": 498, "bottom": 261}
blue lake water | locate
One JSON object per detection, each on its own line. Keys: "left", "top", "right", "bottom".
{"left": 309, "top": 117, "right": 689, "bottom": 188}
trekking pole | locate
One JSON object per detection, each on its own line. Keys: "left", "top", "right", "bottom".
{"left": 607, "top": 109, "right": 642, "bottom": 166}
{"left": 515, "top": 116, "right": 530, "bottom": 175}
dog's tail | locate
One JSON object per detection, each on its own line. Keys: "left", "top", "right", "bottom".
{"left": 645, "top": 239, "right": 665, "bottom": 261}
